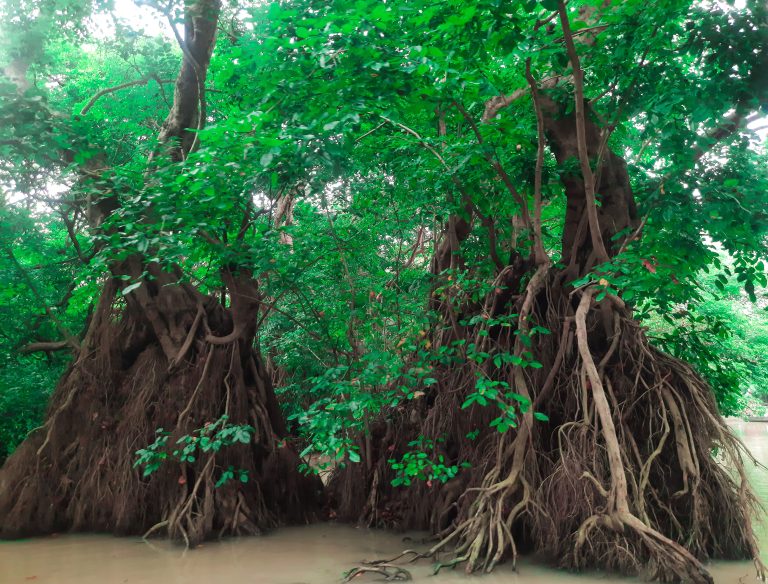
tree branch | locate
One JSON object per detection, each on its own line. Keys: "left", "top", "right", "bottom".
{"left": 80, "top": 77, "right": 173, "bottom": 116}
{"left": 20, "top": 340, "right": 72, "bottom": 354}
{"left": 151, "top": 0, "right": 222, "bottom": 160}
{"left": 482, "top": 77, "right": 559, "bottom": 123}
{"left": 693, "top": 109, "right": 746, "bottom": 162}
{"left": 525, "top": 59, "right": 550, "bottom": 266}
{"left": 558, "top": 0, "right": 610, "bottom": 265}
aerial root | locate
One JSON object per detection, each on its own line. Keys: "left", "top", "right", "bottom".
{"left": 334, "top": 275, "right": 764, "bottom": 583}
{"left": 343, "top": 564, "right": 412, "bottom": 582}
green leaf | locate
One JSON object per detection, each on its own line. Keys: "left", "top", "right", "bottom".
{"left": 260, "top": 152, "right": 274, "bottom": 167}
{"left": 121, "top": 282, "right": 142, "bottom": 296}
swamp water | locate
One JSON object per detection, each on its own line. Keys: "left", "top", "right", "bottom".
{"left": 1, "top": 420, "right": 767, "bottom": 584}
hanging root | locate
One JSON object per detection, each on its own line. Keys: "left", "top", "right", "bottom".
{"left": 336, "top": 271, "right": 766, "bottom": 583}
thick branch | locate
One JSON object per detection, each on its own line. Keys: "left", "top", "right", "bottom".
{"left": 693, "top": 110, "right": 745, "bottom": 162}
{"left": 155, "top": 0, "right": 222, "bottom": 160}
{"left": 482, "top": 77, "right": 559, "bottom": 123}
{"left": 524, "top": 60, "right": 549, "bottom": 266}
{"left": 558, "top": 1, "right": 610, "bottom": 265}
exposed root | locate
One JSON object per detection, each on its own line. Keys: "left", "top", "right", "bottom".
{"left": 332, "top": 268, "right": 766, "bottom": 583}
{"left": 363, "top": 550, "right": 428, "bottom": 566}
{"left": 0, "top": 276, "right": 321, "bottom": 543}
{"left": 142, "top": 520, "right": 170, "bottom": 541}
{"left": 344, "top": 565, "right": 412, "bottom": 582}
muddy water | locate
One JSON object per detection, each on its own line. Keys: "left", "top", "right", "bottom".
{"left": 1, "top": 421, "right": 766, "bottom": 584}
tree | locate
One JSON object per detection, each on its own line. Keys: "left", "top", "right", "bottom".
{"left": 290, "top": 1, "right": 765, "bottom": 582}
{"left": 0, "top": 0, "right": 319, "bottom": 544}
{"left": 0, "top": 1, "right": 767, "bottom": 583}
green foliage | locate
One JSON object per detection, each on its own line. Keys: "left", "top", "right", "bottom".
{"left": 0, "top": 0, "right": 766, "bottom": 475}
{"left": 133, "top": 416, "right": 255, "bottom": 487}
{"left": 0, "top": 201, "right": 87, "bottom": 461}
{"left": 388, "top": 436, "right": 470, "bottom": 487}
{"left": 643, "top": 252, "right": 768, "bottom": 416}
{"left": 571, "top": 245, "right": 768, "bottom": 415}
{"left": 0, "top": 358, "right": 59, "bottom": 462}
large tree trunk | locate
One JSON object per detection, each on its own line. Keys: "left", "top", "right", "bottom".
{"left": 331, "top": 99, "right": 762, "bottom": 584}
{"left": 0, "top": 0, "right": 320, "bottom": 544}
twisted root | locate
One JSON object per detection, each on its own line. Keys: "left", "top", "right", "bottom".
{"left": 344, "top": 564, "right": 412, "bottom": 582}
{"left": 341, "top": 273, "right": 765, "bottom": 583}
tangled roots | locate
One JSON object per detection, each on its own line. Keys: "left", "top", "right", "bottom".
{"left": 0, "top": 280, "right": 321, "bottom": 544}
{"left": 332, "top": 271, "right": 764, "bottom": 583}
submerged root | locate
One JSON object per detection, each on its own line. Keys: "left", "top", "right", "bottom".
{"left": 363, "top": 550, "right": 429, "bottom": 566}
{"left": 344, "top": 565, "right": 412, "bottom": 582}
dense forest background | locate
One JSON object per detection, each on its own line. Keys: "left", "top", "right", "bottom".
{"left": 1, "top": 0, "right": 767, "bottom": 583}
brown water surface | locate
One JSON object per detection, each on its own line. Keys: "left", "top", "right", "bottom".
{"left": 1, "top": 420, "right": 766, "bottom": 584}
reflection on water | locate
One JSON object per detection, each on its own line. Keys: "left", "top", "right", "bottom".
{"left": 1, "top": 422, "right": 766, "bottom": 584}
